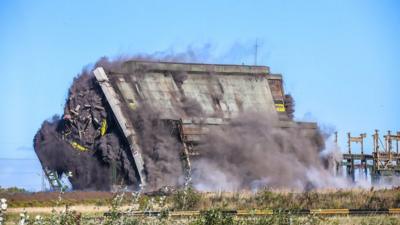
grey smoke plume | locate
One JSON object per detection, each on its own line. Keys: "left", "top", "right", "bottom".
{"left": 34, "top": 54, "right": 344, "bottom": 192}
{"left": 34, "top": 56, "right": 197, "bottom": 191}
{"left": 191, "top": 112, "right": 336, "bottom": 191}
{"left": 126, "top": 105, "right": 185, "bottom": 191}
{"left": 34, "top": 69, "right": 139, "bottom": 190}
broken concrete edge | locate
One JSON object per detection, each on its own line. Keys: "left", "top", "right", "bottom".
{"left": 93, "top": 67, "right": 147, "bottom": 187}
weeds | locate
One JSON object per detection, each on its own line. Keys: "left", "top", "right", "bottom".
{"left": 3, "top": 188, "right": 400, "bottom": 224}
{"left": 5, "top": 188, "right": 400, "bottom": 210}
{"left": 0, "top": 187, "right": 27, "bottom": 194}
{"left": 191, "top": 208, "right": 234, "bottom": 225}
{"left": 172, "top": 187, "right": 201, "bottom": 210}
{"left": 0, "top": 198, "right": 7, "bottom": 225}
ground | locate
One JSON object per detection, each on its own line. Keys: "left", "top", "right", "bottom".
{"left": 1, "top": 188, "right": 400, "bottom": 224}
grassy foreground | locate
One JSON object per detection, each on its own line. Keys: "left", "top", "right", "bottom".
{"left": 2, "top": 209, "right": 400, "bottom": 225}
{"left": 2, "top": 187, "right": 400, "bottom": 209}
{"left": 1, "top": 187, "right": 400, "bottom": 224}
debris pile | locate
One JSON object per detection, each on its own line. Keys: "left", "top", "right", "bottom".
{"left": 34, "top": 57, "right": 341, "bottom": 192}
{"left": 34, "top": 70, "right": 139, "bottom": 190}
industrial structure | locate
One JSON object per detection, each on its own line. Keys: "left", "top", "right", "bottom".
{"left": 34, "top": 60, "right": 400, "bottom": 190}
{"left": 94, "top": 61, "right": 320, "bottom": 187}
{"left": 338, "top": 130, "right": 400, "bottom": 183}
{"left": 35, "top": 60, "right": 321, "bottom": 191}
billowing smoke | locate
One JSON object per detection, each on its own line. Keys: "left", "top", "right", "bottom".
{"left": 34, "top": 116, "right": 111, "bottom": 189}
{"left": 34, "top": 70, "right": 139, "bottom": 190}
{"left": 34, "top": 55, "right": 344, "bottom": 192}
{"left": 34, "top": 57, "right": 195, "bottom": 191}
{"left": 191, "top": 113, "right": 347, "bottom": 191}
{"left": 126, "top": 105, "right": 185, "bottom": 190}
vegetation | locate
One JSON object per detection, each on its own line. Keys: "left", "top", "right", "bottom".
{"left": 0, "top": 186, "right": 27, "bottom": 195}
{"left": 0, "top": 191, "right": 113, "bottom": 208}
{"left": 2, "top": 187, "right": 400, "bottom": 224}
{"left": 3, "top": 187, "right": 400, "bottom": 209}
{"left": 172, "top": 187, "right": 201, "bottom": 210}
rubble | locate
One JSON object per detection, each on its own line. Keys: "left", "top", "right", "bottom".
{"left": 34, "top": 70, "right": 139, "bottom": 190}
{"left": 34, "top": 58, "right": 334, "bottom": 192}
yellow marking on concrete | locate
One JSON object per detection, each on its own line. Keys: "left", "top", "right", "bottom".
{"left": 311, "top": 209, "right": 349, "bottom": 214}
{"left": 100, "top": 119, "right": 107, "bottom": 136}
{"left": 275, "top": 103, "right": 286, "bottom": 112}
{"left": 389, "top": 208, "right": 400, "bottom": 214}
{"left": 129, "top": 102, "right": 137, "bottom": 110}
{"left": 70, "top": 141, "right": 88, "bottom": 151}
{"left": 236, "top": 209, "right": 273, "bottom": 216}
{"left": 169, "top": 211, "right": 200, "bottom": 216}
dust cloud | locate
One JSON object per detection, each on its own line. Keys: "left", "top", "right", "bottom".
{"left": 191, "top": 113, "right": 348, "bottom": 191}
{"left": 34, "top": 56, "right": 196, "bottom": 191}
{"left": 34, "top": 55, "right": 345, "bottom": 192}
{"left": 34, "top": 70, "right": 139, "bottom": 190}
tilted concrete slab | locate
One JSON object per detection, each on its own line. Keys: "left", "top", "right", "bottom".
{"left": 94, "top": 61, "right": 317, "bottom": 187}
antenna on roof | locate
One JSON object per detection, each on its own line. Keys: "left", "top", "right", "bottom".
{"left": 254, "top": 39, "right": 258, "bottom": 65}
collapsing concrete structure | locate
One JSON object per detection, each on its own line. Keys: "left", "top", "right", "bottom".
{"left": 34, "top": 60, "right": 324, "bottom": 191}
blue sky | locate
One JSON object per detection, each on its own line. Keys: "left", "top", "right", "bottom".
{"left": 0, "top": 0, "right": 399, "bottom": 190}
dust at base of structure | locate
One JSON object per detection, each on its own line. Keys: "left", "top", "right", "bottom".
{"left": 34, "top": 58, "right": 341, "bottom": 192}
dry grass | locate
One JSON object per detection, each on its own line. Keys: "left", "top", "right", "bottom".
{"left": 189, "top": 187, "right": 400, "bottom": 210}
{"left": 0, "top": 191, "right": 113, "bottom": 208}
{"left": 3, "top": 187, "right": 400, "bottom": 210}
{"left": 2, "top": 187, "right": 400, "bottom": 225}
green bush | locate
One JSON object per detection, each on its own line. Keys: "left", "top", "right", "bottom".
{"left": 172, "top": 187, "right": 201, "bottom": 210}
{"left": 0, "top": 186, "right": 27, "bottom": 194}
{"left": 191, "top": 209, "right": 234, "bottom": 225}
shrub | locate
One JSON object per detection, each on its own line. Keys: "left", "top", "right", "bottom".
{"left": 172, "top": 187, "right": 201, "bottom": 210}
{"left": 191, "top": 209, "right": 234, "bottom": 225}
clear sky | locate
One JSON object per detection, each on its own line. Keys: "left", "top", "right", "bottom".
{"left": 0, "top": 0, "right": 399, "bottom": 190}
